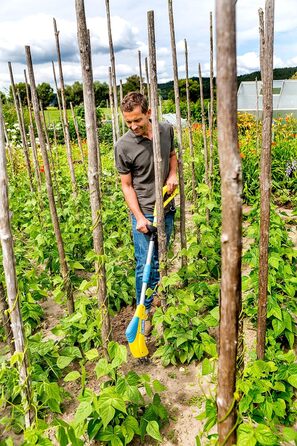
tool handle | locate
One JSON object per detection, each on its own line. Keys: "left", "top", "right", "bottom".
{"left": 146, "top": 224, "right": 157, "bottom": 235}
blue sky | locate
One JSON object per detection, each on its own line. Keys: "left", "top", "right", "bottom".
{"left": 0, "top": 0, "right": 296, "bottom": 93}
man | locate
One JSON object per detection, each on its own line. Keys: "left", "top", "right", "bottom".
{"left": 115, "top": 92, "right": 178, "bottom": 332}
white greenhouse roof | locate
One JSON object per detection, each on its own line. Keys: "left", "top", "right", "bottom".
{"left": 162, "top": 113, "right": 187, "bottom": 127}
{"left": 237, "top": 79, "right": 297, "bottom": 117}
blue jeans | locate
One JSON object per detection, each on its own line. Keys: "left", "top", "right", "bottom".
{"left": 132, "top": 210, "right": 175, "bottom": 311}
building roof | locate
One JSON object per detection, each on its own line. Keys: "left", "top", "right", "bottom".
{"left": 162, "top": 113, "right": 187, "bottom": 127}
{"left": 237, "top": 79, "right": 297, "bottom": 116}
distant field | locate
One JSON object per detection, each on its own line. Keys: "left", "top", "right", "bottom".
{"left": 43, "top": 108, "right": 70, "bottom": 124}
{"left": 44, "top": 107, "right": 113, "bottom": 124}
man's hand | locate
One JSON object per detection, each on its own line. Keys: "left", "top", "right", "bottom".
{"left": 136, "top": 216, "right": 151, "bottom": 233}
{"left": 166, "top": 174, "right": 178, "bottom": 195}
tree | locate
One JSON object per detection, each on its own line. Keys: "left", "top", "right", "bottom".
{"left": 174, "top": 78, "right": 200, "bottom": 102}
{"left": 0, "top": 91, "right": 7, "bottom": 104}
{"left": 122, "top": 75, "right": 141, "bottom": 96}
{"left": 93, "top": 81, "right": 109, "bottom": 107}
{"left": 9, "top": 82, "right": 28, "bottom": 106}
{"left": 36, "top": 82, "right": 55, "bottom": 107}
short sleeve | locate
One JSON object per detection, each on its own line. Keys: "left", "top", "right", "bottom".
{"left": 114, "top": 142, "right": 131, "bottom": 174}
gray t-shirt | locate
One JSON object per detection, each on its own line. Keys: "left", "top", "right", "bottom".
{"left": 115, "top": 122, "right": 174, "bottom": 214}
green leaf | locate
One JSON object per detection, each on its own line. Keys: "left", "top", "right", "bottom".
{"left": 273, "top": 381, "right": 286, "bottom": 392}
{"left": 202, "top": 358, "right": 213, "bottom": 376}
{"left": 121, "top": 415, "right": 140, "bottom": 442}
{"left": 57, "top": 356, "right": 74, "bottom": 369}
{"left": 85, "top": 349, "right": 99, "bottom": 361}
{"left": 95, "top": 358, "right": 113, "bottom": 378}
{"left": 272, "top": 319, "right": 285, "bottom": 337}
{"left": 152, "top": 380, "right": 166, "bottom": 393}
{"left": 146, "top": 420, "right": 162, "bottom": 442}
{"left": 176, "top": 335, "right": 188, "bottom": 347}
{"left": 56, "top": 426, "right": 68, "bottom": 446}
{"left": 287, "top": 374, "right": 297, "bottom": 388}
{"left": 99, "top": 404, "right": 115, "bottom": 429}
{"left": 255, "top": 424, "right": 278, "bottom": 445}
{"left": 74, "top": 401, "right": 93, "bottom": 425}
{"left": 282, "top": 427, "right": 297, "bottom": 442}
{"left": 237, "top": 424, "right": 257, "bottom": 446}
{"left": 72, "top": 261, "right": 85, "bottom": 270}
{"left": 64, "top": 371, "right": 81, "bottom": 382}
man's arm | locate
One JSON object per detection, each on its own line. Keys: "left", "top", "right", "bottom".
{"left": 166, "top": 151, "right": 178, "bottom": 194}
{"left": 120, "top": 173, "right": 150, "bottom": 233}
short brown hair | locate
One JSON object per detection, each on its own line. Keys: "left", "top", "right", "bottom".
{"left": 121, "top": 91, "right": 148, "bottom": 114}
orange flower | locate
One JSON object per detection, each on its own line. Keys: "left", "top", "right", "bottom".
{"left": 240, "top": 152, "right": 245, "bottom": 159}
{"left": 40, "top": 165, "right": 45, "bottom": 173}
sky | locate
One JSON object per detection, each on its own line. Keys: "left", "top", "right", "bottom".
{"left": 0, "top": 0, "right": 297, "bottom": 95}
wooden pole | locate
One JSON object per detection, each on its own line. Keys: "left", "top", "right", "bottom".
{"left": 53, "top": 18, "right": 78, "bottom": 196}
{"left": 3, "top": 122, "right": 15, "bottom": 177}
{"left": 199, "top": 63, "right": 210, "bottom": 191}
{"left": 167, "top": 0, "right": 187, "bottom": 268}
{"left": 138, "top": 50, "right": 144, "bottom": 94}
{"left": 145, "top": 56, "right": 151, "bottom": 104}
{"left": 184, "top": 38, "right": 197, "bottom": 205}
{"left": 24, "top": 69, "right": 42, "bottom": 193}
{"left": 255, "top": 76, "right": 260, "bottom": 154}
{"left": 119, "top": 80, "right": 125, "bottom": 135}
{"left": 257, "top": 0, "right": 275, "bottom": 360}
{"left": 8, "top": 62, "right": 34, "bottom": 192}
{"left": 216, "top": 1, "right": 242, "bottom": 444}
{"left": 147, "top": 10, "right": 167, "bottom": 311}
{"left": 0, "top": 282, "right": 14, "bottom": 355}
{"left": 109, "top": 67, "right": 117, "bottom": 147}
{"left": 75, "top": 0, "right": 111, "bottom": 356}
{"left": 209, "top": 11, "right": 215, "bottom": 182}
{"left": 105, "top": 0, "right": 120, "bottom": 141}
{"left": 40, "top": 100, "right": 62, "bottom": 209}
{"left": 0, "top": 97, "right": 33, "bottom": 427}
{"left": 70, "top": 101, "right": 85, "bottom": 163}
{"left": 25, "top": 45, "right": 74, "bottom": 314}
{"left": 51, "top": 60, "right": 66, "bottom": 143}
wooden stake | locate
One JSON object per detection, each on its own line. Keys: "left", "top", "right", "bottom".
{"left": 184, "top": 38, "right": 197, "bottom": 205}
{"left": 119, "top": 80, "right": 125, "bottom": 135}
{"left": 138, "top": 50, "right": 144, "bottom": 94}
{"left": 168, "top": 0, "right": 187, "bottom": 268}
{"left": 105, "top": 0, "right": 120, "bottom": 141}
{"left": 0, "top": 97, "right": 33, "bottom": 427}
{"left": 0, "top": 282, "right": 14, "bottom": 355}
{"left": 25, "top": 45, "right": 74, "bottom": 314}
{"left": 145, "top": 56, "right": 151, "bottom": 104}
{"left": 216, "top": 0, "right": 242, "bottom": 444}
{"left": 3, "top": 116, "right": 16, "bottom": 177}
{"left": 24, "top": 69, "right": 42, "bottom": 193}
{"left": 109, "top": 67, "right": 117, "bottom": 147}
{"left": 199, "top": 62, "right": 210, "bottom": 222}
{"left": 76, "top": 0, "right": 111, "bottom": 356}
{"left": 209, "top": 11, "right": 215, "bottom": 182}
{"left": 70, "top": 101, "right": 85, "bottom": 163}
{"left": 257, "top": 0, "right": 275, "bottom": 360}
{"left": 53, "top": 18, "right": 77, "bottom": 196}
{"left": 8, "top": 62, "right": 34, "bottom": 192}
{"left": 147, "top": 10, "right": 167, "bottom": 311}
{"left": 51, "top": 60, "right": 66, "bottom": 143}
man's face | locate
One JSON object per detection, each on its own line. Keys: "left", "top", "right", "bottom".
{"left": 123, "top": 105, "right": 151, "bottom": 137}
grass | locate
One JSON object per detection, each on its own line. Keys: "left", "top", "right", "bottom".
{"left": 44, "top": 107, "right": 113, "bottom": 124}
{"left": 43, "top": 107, "right": 70, "bottom": 125}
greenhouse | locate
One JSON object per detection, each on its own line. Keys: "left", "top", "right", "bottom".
{"left": 237, "top": 79, "right": 297, "bottom": 117}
